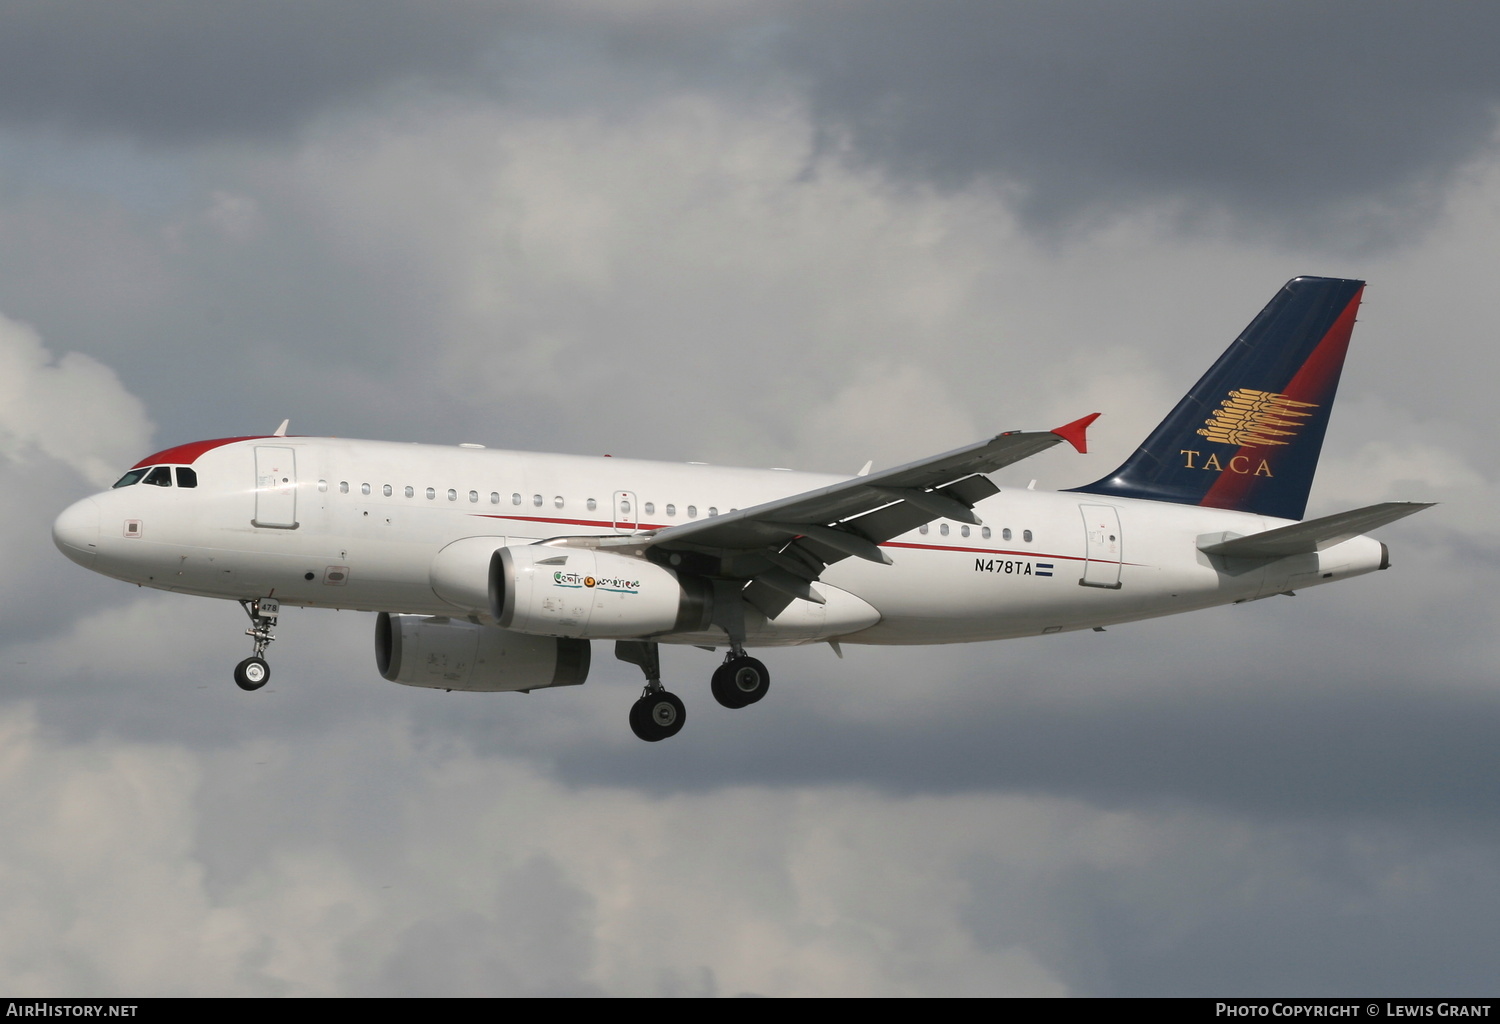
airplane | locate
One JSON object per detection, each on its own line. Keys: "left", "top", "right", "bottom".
{"left": 52, "top": 276, "right": 1431, "bottom": 741}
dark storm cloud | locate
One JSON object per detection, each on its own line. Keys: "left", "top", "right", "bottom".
{"left": 962, "top": 821, "right": 1500, "bottom": 996}
{"left": 10, "top": 2, "right": 1500, "bottom": 240}
{"left": 767, "top": 2, "right": 1500, "bottom": 239}
{"left": 549, "top": 670, "right": 1500, "bottom": 824}
{"left": 0, "top": 0, "right": 518, "bottom": 142}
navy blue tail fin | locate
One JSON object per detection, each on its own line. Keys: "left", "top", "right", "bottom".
{"left": 1070, "top": 276, "right": 1364, "bottom": 521}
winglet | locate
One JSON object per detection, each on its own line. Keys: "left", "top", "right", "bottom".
{"left": 1051, "top": 413, "right": 1100, "bottom": 454}
{"left": 273, "top": 419, "right": 290, "bottom": 437}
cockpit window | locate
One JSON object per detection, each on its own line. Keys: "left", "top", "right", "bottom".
{"left": 113, "top": 464, "right": 197, "bottom": 489}
{"left": 112, "top": 468, "right": 149, "bottom": 489}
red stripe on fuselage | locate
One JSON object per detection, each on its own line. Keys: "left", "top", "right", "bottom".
{"left": 473, "top": 513, "right": 663, "bottom": 531}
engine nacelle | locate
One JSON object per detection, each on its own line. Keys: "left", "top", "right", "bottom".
{"left": 494, "top": 545, "right": 712, "bottom": 639}
{"left": 430, "top": 536, "right": 511, "bottom": 614}
{"left": 375, "top": 612, "right": 590, "bottom": 692}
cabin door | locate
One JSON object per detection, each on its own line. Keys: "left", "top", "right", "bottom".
{"left": 253, "top": 446, "right": 299, "bottom": 529}
{"left": 1079, "top": 504, "right": 1122, "bottom": 589}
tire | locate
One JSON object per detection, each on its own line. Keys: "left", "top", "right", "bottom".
{"left": 629, "top": 691, "right": 685, "bottom": 741}
{"left": 712, "top": 656, "right": 769, "bottom": 709}
{"left": 234, "top": 657, "right": 270, "bottom": 691}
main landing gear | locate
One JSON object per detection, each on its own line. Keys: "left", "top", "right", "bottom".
{"left": 616, "top": 640, "right": 682, "bottom": 742}
{"left": 711, "top": 650, "right": 770, "bottom": 709}
{"left": 234, "top": 597, "right": 279, "bottom": 691}
{"left": 615, "top": 640, "right": 771, "bottom": 742}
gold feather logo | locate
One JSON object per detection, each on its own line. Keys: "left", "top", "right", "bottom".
{"left": 1197, "top": 389, "right": 1318, "bottom": 447}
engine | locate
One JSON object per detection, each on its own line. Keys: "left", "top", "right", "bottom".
{"left": 494, "top": 545, "right": 713, "bottom": 639}
{"left": 375, "top": 612, "right": 590, "bottom": 692}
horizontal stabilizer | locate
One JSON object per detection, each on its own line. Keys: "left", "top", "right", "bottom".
{"left": 1199, "top": 501, "right": 1435, "bottom": 558}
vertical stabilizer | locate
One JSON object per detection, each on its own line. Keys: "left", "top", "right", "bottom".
{"left": 1070, "top": 276, "right": 1364, "bottom": 521}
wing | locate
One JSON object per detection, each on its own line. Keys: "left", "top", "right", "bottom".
{"left": 632, "top": 415, "right": 1099, "bottom": 618}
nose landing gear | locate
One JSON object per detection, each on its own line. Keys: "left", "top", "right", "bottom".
{"left": 234, "top": 597, "right": 278, "bottom": 691}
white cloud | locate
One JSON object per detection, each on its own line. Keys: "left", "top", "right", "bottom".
{"left": 6, "top": 695, "right": 1495, "bottom": 996}
{"left": 0, "top": 311, "right": 152, "bottom": 488}
{"left": 0, "top": 703, "right": 1069, "bottom": 995}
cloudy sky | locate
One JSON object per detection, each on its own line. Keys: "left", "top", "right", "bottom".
{"left": 4, "top": 0, "right": 1499, "bottom": 996}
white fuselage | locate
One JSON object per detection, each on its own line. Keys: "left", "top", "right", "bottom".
{"left": 53, "top": 436, "right": 1387, "bottom": 648}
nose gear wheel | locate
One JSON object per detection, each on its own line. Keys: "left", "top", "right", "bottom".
{"left": 234, "top": 656, "right": 269, "bottom": 690}
{"left": 234, "top": 598, "right": 279, "bottom": 692}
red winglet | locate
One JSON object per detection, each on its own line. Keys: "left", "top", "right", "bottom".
{"left": 1051, "top": 413, "right": 1100, "bottom": 454}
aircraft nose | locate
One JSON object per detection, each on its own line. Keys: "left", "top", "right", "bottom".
{"left": 53, "top": 497, "right": 101, "bottom": 568}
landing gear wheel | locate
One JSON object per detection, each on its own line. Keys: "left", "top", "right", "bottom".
{"left": 236, "top": 598, "right": 278, "bottom": 692}
{"left": 629, "top": 690, "right": 685, "bottom": 742}
{"left": 234, "top": 656, "right": 270, "bottom": 691}
{"left": 711, "top": 656, "right": 770, "bottom": 709}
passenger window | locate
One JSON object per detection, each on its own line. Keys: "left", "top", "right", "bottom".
{"left": 340, "top": 481, "right": 349, "bottom": 494}
{"left": 144, "top": 466, "right": 172, "bottom": 487}
{"left": 939, "top": 523, "right": 950, "bottom": 536}
{"left": 317, "top": 479, "right": 327, "bottom": 493}
{"left": 687, "top": 505, "right": 697, "bottom": 518}
{"left": 960, "top": 525, "right": 970, "bottom": 538}
{"left": 1023, "top": 530, "right": 1033, "bottom": 542}
{"left": 553, "top": 496, "right": 563, "bottom": 508}
{"left": 708, "top": 507, "right": 718, "bottom": 517}
{"left": 490, "top": 492, "right": 499, "bottom": 504}
{"left": 982, "top": 527, "right": 991, "bottom": 540}
{"left": 533, "top": 494, "right": 543, "bottom": 507}
{"left": 426, "top": 487, "right": 435, "bottom": 500}
{"left": 405, "top": 486, "right": 414, "bottom": 498}
{"left": 447, "top": 489, "right": 457, "bottom": 501}
{"left": 666, "top": 504, "right": 676, "bottom": 516}
{"left": 383, "top": 484, "right": 392, "bottom": 497}
{"left": 1002, "top": 528, "right": 1012, "bottom": 541}
{"left": 644, "top": 502, "right": 655, "bottom": 515}
{"left": 919, "top": 523, "right": 929, "bottom": 535}
{"left": 512, "top": 493, "right": 521, "bottom": 505}
{"left": 470, "top": 491, "right": 479, "bottom": 503}
{"left": 587, "top": 498, "right": 597, "bottom": 511}
{"left": 175, "top": 467, "right": 198, "bottom": 488}
{"left": 361, "top": 483, "right": 371, "bottom": 496}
